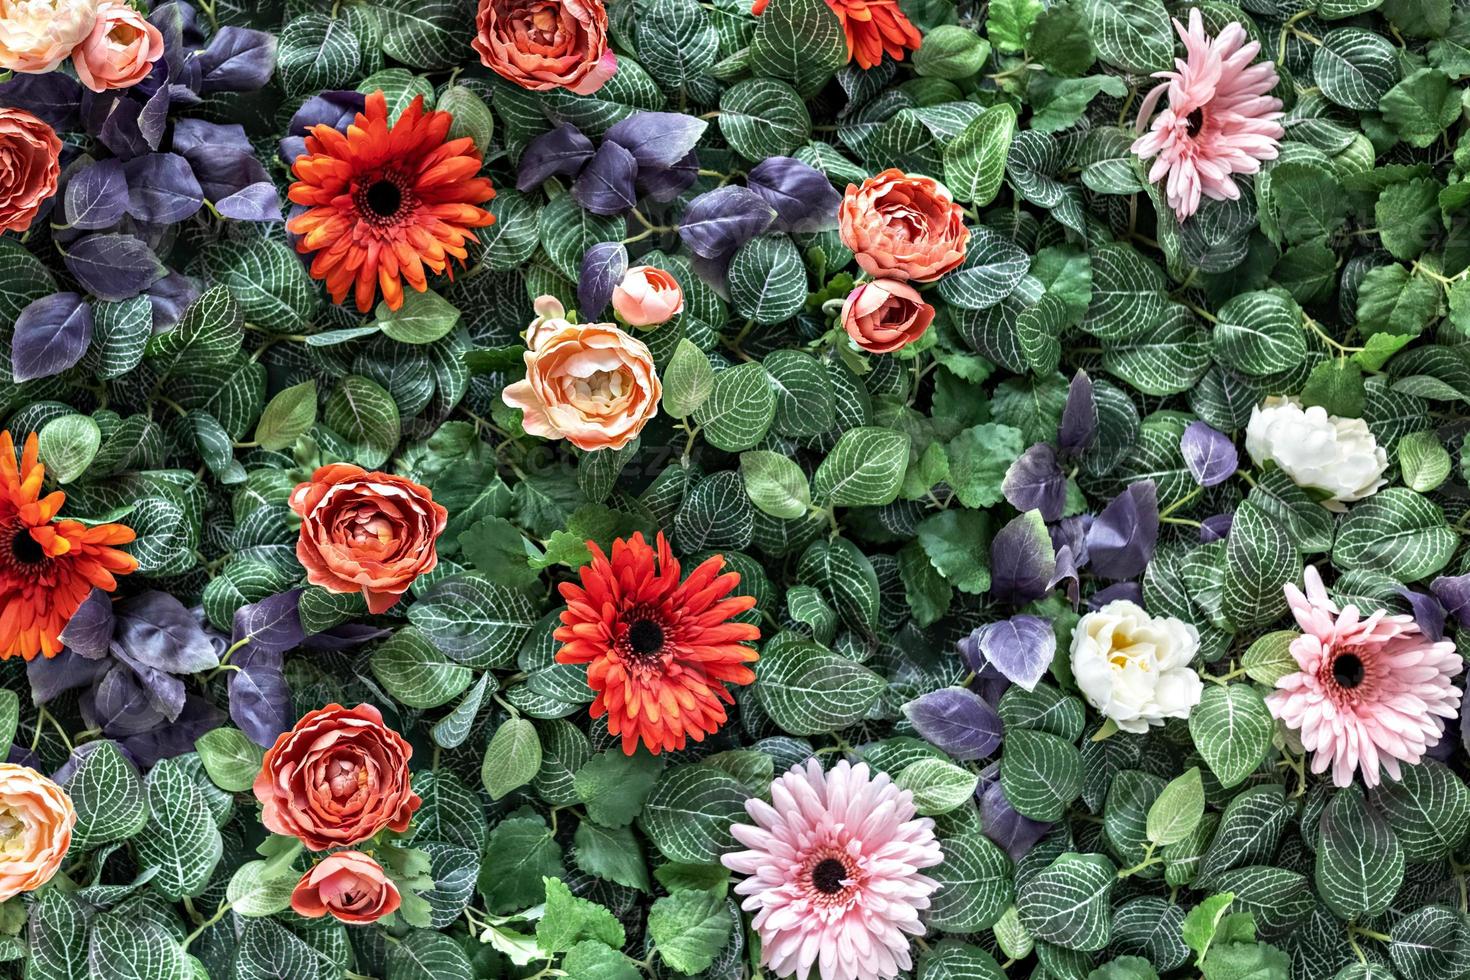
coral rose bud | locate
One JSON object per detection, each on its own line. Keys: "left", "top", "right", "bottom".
{"left": 290, "top": 851, "right": 402, "bottom": 924}
{"left": 254, "top": 703, "right": 420, "bottom": 851}
{"left": 0, "top": 109, "right": 61, "bottom": 235}
{"left": 70, "top": 1, "right": 164, "bottom": 93}
{"left": 0, "top": 764, "right": 75, "bottom": 902}
{"left": 839, "top": 168, "right": 970, "bottom": 283}
{"left": 0, "top": 0, "right": 98, "bottom": 74}
{"left": 288, "top": 464, "right": 447, "bottom": 614}
{"left": 472, "top": 0, "right": 617, "bottom": 96}
{"left": 840, "top": 278, "right": 935, "bottom": 354}
{"left": 612, "top": 266, "right": 684, "bottom": 328}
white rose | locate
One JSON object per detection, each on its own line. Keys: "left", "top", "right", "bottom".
{"left": 1071, "top": 600, "right": 1203, "bottom": 733}
{"left": 1244, "top": 396, "right": 1387, "bottom": 511}
{"left": 0, "top": 0, "right": 99, "bottom": 74}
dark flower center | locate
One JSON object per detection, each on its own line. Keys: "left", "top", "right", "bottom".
{"left": 1332, "top": 653, "right": 1365, "bottom": 689}
{"left": 365, "top": 179, "right": 403, "bottom": 218}
{"left": 1186, "top": 108, "right": 1205, "bottom": 137}
{"left": 628, "top": 619, "right": 664, "bottom": 656}
{"left": 10, "top": 528, "right": 43, "bottom": 565}
{"left": 811, "top": 858, "right": 847, "bottom": 894}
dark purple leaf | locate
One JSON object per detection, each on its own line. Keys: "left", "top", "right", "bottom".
{"left": 1002, "top": 444, "right": 1066, "bottom": 521}
{"left": 572, "top": 140, "right": 638, "bottom": 216}
{"left": 27, "top": 650, "right": 108, "bottom": 704}
{"left": 516, "top": 123, "right": 595, "bottom": 192}
{"left": 12, "top": 293, "right": 92, "bottom": 382}
{"left": 604, "top": 112, "right": 708, "bottom": 170}
{"left": 121, "top": 695, "right": 224, "bottom": 768}
{"left": 1058, "top": 369, "right": 1096, "bottom": 456}
{"left": 183, "top": 141, "right": 271, "bottom": 200}
{"left": 1180, "top": 420, "right": 1238, "bottom": 488}
{"left": 1089, "top": 581, "right": 1143, "bottom": 609}
{"left": 978, "top": 774, "right": 1052, "bottom": 862}
{"left": 232, "top": 589, "right": 306, "bottom": 658}
{"left": 1431, "top": 575, "right": 1470, "bottom": 629}
{"left": 690, "top": 251, "right": 732, "bottom": 299}
{"left": 990, "top": 511, "right": 1057, "bottom": 606}
{"left": 903, "top": 687, "right": 1003, "bottom": 760}
{"left": 230, "top": 663, "right": 292, "bottom": 747}
{"left": 1049, "top": 545, "right": 1080, "bottom": 606}
{"left": 195, "top": 27, "right": 277, "bottom": 92}
{"left": 746, "top": 156, "right": 841, "bottom": 233}
{"left": 679, "top": 186, "right": 776, "bottom": 259}
{"left": 303, "top": 623, "right": 391, "bottom": 651}
{"left": 59, "top": 589, "right": 115, "bottom": 660}
{"left": 172, "top": 118, "right": 253, "bottom": 154}
{"left": 64, "top": 233, "right": 165, "bottom": 301}
{"left": 149, "top": 1, "right": 205, "bottom": 77}
{"left": 1086, "top": 480, "right": 1158, "bottom": 580}
{"left": 114, "top": 592, "right": 220, "bottom": 674}
{"left": 89, "top": 665, "right": 171, "bottom": 735}
{"left": 139, "top": 81, "right": 169, "bottom": 150}
{"left": 281, "top": 90, "right": 365, "bottom": 165}
{"left": 0, "top": 73, "right": 82, "bottom": 130}
{"left": 1200, "top": 513, "right": 1233, "bottom": 543}
{"left": 974, "top": 615, "right": 1055, "bottom": 691}
{"left": 146, "top": 271, "right": 199, "bottom": 329}
{"left": 637, "top": 149, "right": 698, "bottom": 203}
{"left": 63, "top": 159, "right": 128, "bottom": 231}
{"left": 216, "top": 182, "right": 282, "bottom": 221}
{"left": 124, "top": 153, "right": 204, "bottom": 223}
{"left": 1397, "top": 587, "right": 1446, "bottom": 642}
{"left": 579, "top": 242, "right": 628, "bottom": 318}
{"left": 93, "top": 94, "right": 148, "bottom": 160}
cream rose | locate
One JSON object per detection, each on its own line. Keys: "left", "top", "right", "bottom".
{"left": 1244, "top": 396, "right": 1387, "bottom": 511}
{"left": 524, "top": 294, "right": 577, "bottom": 350}
{"left": 0, "top": 764, "right": 75, "bottom": 901}
{"left": 1071, "top": 600, "right": 1203, "bottom": 733}
{"left": 0, "top": 0, "right": 99, "bottom": 74}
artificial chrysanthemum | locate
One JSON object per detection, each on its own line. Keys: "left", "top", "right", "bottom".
{"left": 1131, "top": 8, "right": 1284, "bottom": 221}
{"left": 1267, "top": 566, "right": 1463, "bottom": 788}
{"left": 287, "top": 89, "right": 496, "bottom": 313}
{"left": 722, "top": 759, "right": 944, "bottom": 980}
{"left": 751, "top": 0, "right": 920, "bottom": 70}
{"left": 0, "top": 432, "right": 137, "bottom": 661}
{"left": 554, "top": 531, "right": 759, "bottom": 755}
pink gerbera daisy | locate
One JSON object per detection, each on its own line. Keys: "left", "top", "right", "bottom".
{"left": 1267, "top": 566, "right": 1463, "bottom": 789}
{"left": 721, "top": 759, "right": 944, "bottom": 980}
{"left": 1131, "top": 9, "right": 1284, "bottom": 221}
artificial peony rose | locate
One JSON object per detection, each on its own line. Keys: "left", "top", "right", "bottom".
{"left": 839, "top": 168, "right": 969, "bottom": 283}
{"left": 0, "top": 109, "right": 62, "bottom": 234}
{"left": 472, "top": 0, "right": 616, "bottom": 96}
{"left": 254, "top": 703, "right": 420, "bottom": 851}
{"left": 525, "top": 294, "right": 576, "bottom": 349}
{"left": 840, "top": 278, "right": 934, "bottom": 354}
{"left": 0, "top": 0, "right": 98, "bottom": 73}
{"left": 612, "top": 266, "right": 684, "bottom": 328}
{"left": 1245, "top": 397, "right": 1387, "bottom": 511}
{"left": 291, "top": 851, "right": 402, "bottom": 924}
{"left": 70, "top": 1, "right": 164, "bottom": 93}
{"left": 1071, "top": 600, "right": 1203, "bottom": 733}
{"left": 502, "top": 321, "right": 661, "bottom": 452}
{"left": 289, "top": 464, "right": 448, "bottom": 614}
{"left": 0, "top": 764, "right": 75, "bottom": 902}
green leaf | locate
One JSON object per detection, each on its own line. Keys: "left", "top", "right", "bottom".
{"left": 195, "top": 727, "right": 266, "bottom": 793}
{"left": 1188, "top": 685, "right": 1273, "bottom": 789}
{"left": 1333, "top": 488, "right": 1457, "bottom": 580}
{"left": 1241, "top": 631, "right": 1300, "bottom": 686}
{"left": 377, "top": 0, "right": 472, "bottom": 70}
{"left": 1081, "top": 0, "right": 1172, "bottom": 73}
{"left": 459, "top": 516, "right": 541, "bottom": 588}
{"left": 324, "top": 374, "right": 401, "bottom": 469}
{"left": 1000, "top": 728, "right": 1083, "bottom": 821}
{"left": 71, "top": 741, "right": 148, "bottom": 849}
{"left": 917, "top": 508, "right": 991, "bottom": 594}
{"left": 1212, "top": 291, "right": 1306, "bottom": 377}
{"left": 482, "top": 717, "right": 543, "bottom": 800}
{"left": 755, "top": 637, "right": 886, "bottom": 735}
{"left": 253, "top": 380, "right": 317, "bottom": 452}
{"left": 563, "top": 942, "right": 643, "bottom": 980}
{"left": 747, "top": 0, "right": 846, "bottom": 96}
{"left": 1017, "top": 852, "right": 1117, "bottom": 951}
{"left": 812, "top": 427, "right": 909, "bottom": 507}
{"left": 370, "top": 626, "right": 475, "bottom": 708}
{"left": 918, "top": 941, "right": 1008, "bottom": 980}
{"left": 719, "top": 78, "right": 812, "bottom": 158}
{"left": 1389, "top": 906, "right": 1470, "bottom": 980}
{"left": 663, "top": 338, "right": 715, "bottom": 418}
{"left": 37, "top": 414, "right": 100, "bottom": 484}
{"left": 896, "top": 759, "right": 981, "bottom": 815}
{"left": 276, "top": 13, "right": 359, "bottom": 97}
{"left": 537, "top": 877, "right": 625, "bottom": 953}
{"left": 927, "top": 827, "right": 1014, "bottom": 931}
{"left": 987, "top": 0, "right": 1043, "bottom": 51}
{"left": 944, "top": 105, "right": 1016, "bottom": 207}
{"left": 1029, "top": 0, "right": 1094, "bottom": 75}
{"left": 915, "top": 25, "right": 991, "bottom": 78}
{"left": 740, "top": 450, "right": 812, "bottom": 519}
{"left": 1369, "top": 758, "right": 1470, "bottom": 862}
{"left": 1397, "top": 430, "right": 1452, "bottom": 492}
{"left": 0, "top": 690, "right": 16, "bottom": 750}
{"left": 1219, "top": 500, "right": 1301, "bottom": 631}
{"left": 728, "top": 235, "right": 807, "bottom": 324}
{"left": 574, "top": 822, "right": 651, "bottom": 892}
{"left": 408, "top": 572, "right": 536, "bottom": 667}
{"left": 1147, "top": 768, "right": 1205, "bottom": 847}
{"left": 640, "top": 764, "right": 748, "bottom": 864}
{"left": 945, "top": 423, "right": 1024, "bottom": 508}
{"left": 133, "top": 757, "right": 224, "bottom": 900}
{"left": 478, "top": 817, "right": 563, "bottom": 913}
{"left": 1354, "top": 264, "right": 1441, "bottom": 338}
{"left": 437, "top": 84, "right": 494, "bottom": 149}
{"left": 1028, "top": 75, "right": 1127, "bottom": 133}
{"left": 1314, "top": 28, "right": 1400, "bottom": 110}
{"left": 376, "top": 289, "right": 460, "bottom": 344}
{"left": 647, "top": 890, "right": 734, "bottom": 974}
{"left": 1299, "top": 359, "right": 1365, "bottom": 418}
{"left": 1379, "top": 68, "right": 1461, "bottom": 147}
{"left": 694, "top": 361, "right": 776, "bottom": 451}
{"left": 1316, "top": 786, "right": 1405, "bottom": 921}
{"left": 576, "top": 750, "right": 665, "bottom": 829}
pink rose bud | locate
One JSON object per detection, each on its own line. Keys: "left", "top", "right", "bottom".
{"left": 840, "top": 278, "right": 935, "bottom": 354}
{"left": 611, "top": 266, "right": 684, "bottom": 328}
{"left": 71, "top": 1, "right": 165, "bottom": 93}
{"left": 472, "top": 0, "right": 617, "bottom": 96}
{"left": 839, "top": 168, "right": 970, "bottom": 283}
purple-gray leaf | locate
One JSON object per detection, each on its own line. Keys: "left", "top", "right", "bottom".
{"left": 974, "top": 615, "right": 1055, "bottom": 691}
{"left": 1086, "top": 480, "right": 1159, "bottom": 580}
{"left": 280, "top": 90, "right": 364, "bottom": 165}
{"left": 978, "top": 775, "right": 1052, "bottom": 862}
{"left": 93, "top": 94, "right": 148, "bottom": 160}
{"left": 1180, "top": 420, "right": 1238, "bottom": 488}
{"left": 64, "top": 233, "right": 165, "bottom": 301}
{"left": 1200, "top": 513, "right": 1233, "bottom": 542}
{"left": 1397, "top": 587, "right": 1446, "bottom": 642}
{"left": 1058, "top": 369, "right": 1096, "bottom": 456}
{"left": 0, "top": 72, "right": 82, "bottom": 130}
{"left": 517, "top": 123, "right": 595, "bottom": 192}
{"left": 990, "top": 511, "right": 1057, "bottom": 605}
{"left": 27, "top": 650, "right": 108, "bottom": 705}
{"left": 232, "top": 589, "right": 306, "bottom": 658}
{"left": 1431, "top": 574, "right": 1470, "bottom": 629}
{"left": 230, "top": 663, "right": 292, "bottom": 747}
{"left": 12, "top": 292, "right": 92, "bottom": 382}
{"left": 1089, "top": 581, "right": 1143, "bottom": 609}
{"left": 579, "top": 241, "right": 628, "bottom": 318}
{"left": 1002, "top": 443, "right": 1066, "bottom": 521}
{"left": 637, "top": 149, "right": 698, "bottom": 202}
{"left": 571, "top": 139, "right": 638, "bottom": 216}
{"left": 195, "top": 27, "right": 277, "bottom": 92}
{"left": 678, "top": 186, "right": 775, "bottom": 259}
{"left": 183, "top": 140, "right": 271, "bottom": 200}
{"left": 746, "top": 156, "right": 841, "bottom": 233}
{"left": 173, "top": 118, "right": 254, "bottom": 155}
{"left": 64, "top": 159, "right": 128, "bottom": 230}
{"left": 114, "top": 592, "right": 220, "bottom": 674}
{"left": 215, "top": 182, "right": 282, "bottom": 221}
{"left": 90, "top": 665, "right": 171, "bottom": 735}
{"left": 124, "top": 152, "right": 204, "bottom": 223}
{"left": 902, "top": 687, "right": 1003, "bottom": 761}
{"left": 58, "top": 589, "right": 114, "bottom": 660}
{"left": 604, "top": 112, "right": 708, "bottom": 170}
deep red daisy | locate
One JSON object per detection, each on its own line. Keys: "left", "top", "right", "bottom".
{"left": 554, "top": 532, "right": 760, "bottom": 755}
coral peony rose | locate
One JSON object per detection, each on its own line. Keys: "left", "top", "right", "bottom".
{"left": 502, "top": 321, "right": 661, "bottom": 452}
{"left": 0, "top": 0, "right": 98, "bottom": 74}
{"left": 612, "top": 266, "right": 684, "bottom": 328}
{"left": 0, "top": 109, "right": 61, "bottom": 234}
{"left": 254, "top": 703, "right": 420, "bottom": 851}
{"left": 472, "top": 0, "right": 617, "bottom": 96}
{"left": 839, "top": 168, "right": 970, "bottom": 283}
{"left": 0, "top": 764, "right": 75, "bottom": 902}
{"left": 70, "top": 1, "right": 164, "bottom": 93}
{"left": 525, "top": 294, "right": 576, "bottom": 349}
{"left": 840, "top": 278, "right": 934, "bottom": 354}
{"left": 291, "top": 851, "right": 402, "bottom": 924}
{"left": 289, "top": 464, "right": 448, "bottom": 614}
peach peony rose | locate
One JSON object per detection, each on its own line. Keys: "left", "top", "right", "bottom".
{"left": 0, "top": 764, "right": 75, "bottom": 902}
{"left": 472, "top": 0, "right": 617, "bottom": 96}
{"left": 502, "top": 321, "right": 661, "bottom": 451}
{"left": 839, "top": 168, "right": 970, "bottom": 283}
{"left": 612, "top": 266, "right": 684, "bottom": 328}
{"left": 70, "top": 1, "right": 164, "bottom": 93}
{"left": 254, "top": 703, "right": 420, "bottom": 852}
{"left": 0, "top": 109, "right": 61, "bottom": 234}
{"left": 0, "top": 0, "right": 98, "bottom": 74}
{"left": 291, "top": 851, "right": 402, "bottom": 924}
{"left": 840, "top": 278, "right": 935, "bottom": 354}
{"left": 289, "top": 464, "right": 447, "bottom": 614}
{"left": 525, "top": 294, "right": 576, "bottom": 350}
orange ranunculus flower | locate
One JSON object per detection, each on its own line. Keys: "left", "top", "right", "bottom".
{"left": 0, "top": 764, "right": 75, "bottom": 902}
{"left": 502, "top": 319, "right": 661, "bottom": 452}
{"left": 839, "top": 168, "right": 970, "bottom": 283}
{"left": 70, "top": 1, "right": 164, "bottom": 93}
{"left": 288, "top": 464, "right": 448, "bottom": 615}
{"left": 254, "top": 703, "right": 420, "bottom": 852}
{"left": 0, "top": 110, "right": 62, "bottom": 235}
{"left": 612, "top": 266, "right": 684, "bottom": 328}
{"left": 0, "top": 0, "right": 98, "bottom": 74}
{"left": 472, "top": 0, "right": 617, "bottom": 96}
{"left": 290, "top": 851, "right": 402, "bottom": 924}
{"left": 841, "top": 278, "right": 935, "bottom": 354}
{"left": 751, "top": 0, "right": 920, "bottom": 70}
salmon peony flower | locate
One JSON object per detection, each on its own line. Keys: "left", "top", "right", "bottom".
{"left": 751, "top": 0, "right": 920, "bottom": 70}
{"left": 722, "top": 759, "right": 944, "bottom": 980}
{"left": 1131, "top": 9, "right": 1284, "bottom": 221}
{"left": 840, "top": 278, "right": 934, "bottom": 354}
{"left": 291, "top": 851, "right": 402, "bottom": 924}
{"left": 70, "top": 1, "right": 164, "bottom": 93}
{"left": 1267, "top": 566, "right": 1463, "bottom": 789}
{"left": 0, "top": 764, "right": 74, "bottom": 902}
{"left": 0, "top": 109, "right": 62, "bottom": 235}
{"left": 0, "top": 432, "right": 136, "bottom": 661}
{"left": 501, "top": 320, "right": 661, "bottom": 452}
{"left": 839, "top": 169, "right": 969, "bottom": 283}
{"left": 287, "top": 90, "right": 496, "bottom": 313}
{"left": 254, "top": 703, "right": 421, "bottom": 851}
{"left": 555, "top": 532, "right": 759, "bottom": 755}
{"left": 289, "top": 463, "right": 448, "bottom": 615}
{"left": 0, "top": 0, "right": 98, "bottom": 74}
{"left": 472, "top": 0, "right": 617, "bottom": 95}
{"left": 612, "top": 266, "right": 684, "bottom": 328}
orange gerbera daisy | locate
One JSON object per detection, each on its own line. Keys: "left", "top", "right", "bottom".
{"left": 286, "top": 89, "right": 496, "bottom": 314}
{"left": 751, "top": 0, "right": 921, "bottom": 70}
{"left": 555, "top": 532, "right": 760, "bottom": 755}
{"left": 0, "top": 432, "right": 137, "bottom": 661}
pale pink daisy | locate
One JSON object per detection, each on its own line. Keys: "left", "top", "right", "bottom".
{"left": 1267, "top": 566, "right": 1463, "bottom": 789}
{"left": 721, "top": 759, "right": 944, "bottom": 980}
{"left": 1131, "top": 8, "right": 1284, "bottom": 221}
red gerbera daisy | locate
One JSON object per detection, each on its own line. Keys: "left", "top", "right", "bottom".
{"left": 286, "top": 89, "right": 497, "bottom": 314}
{"left": 0, "top": 432, "right": 137, "bottom": 661}
{"left": 555, "top": 532, "right": 760, "bottom": 755}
